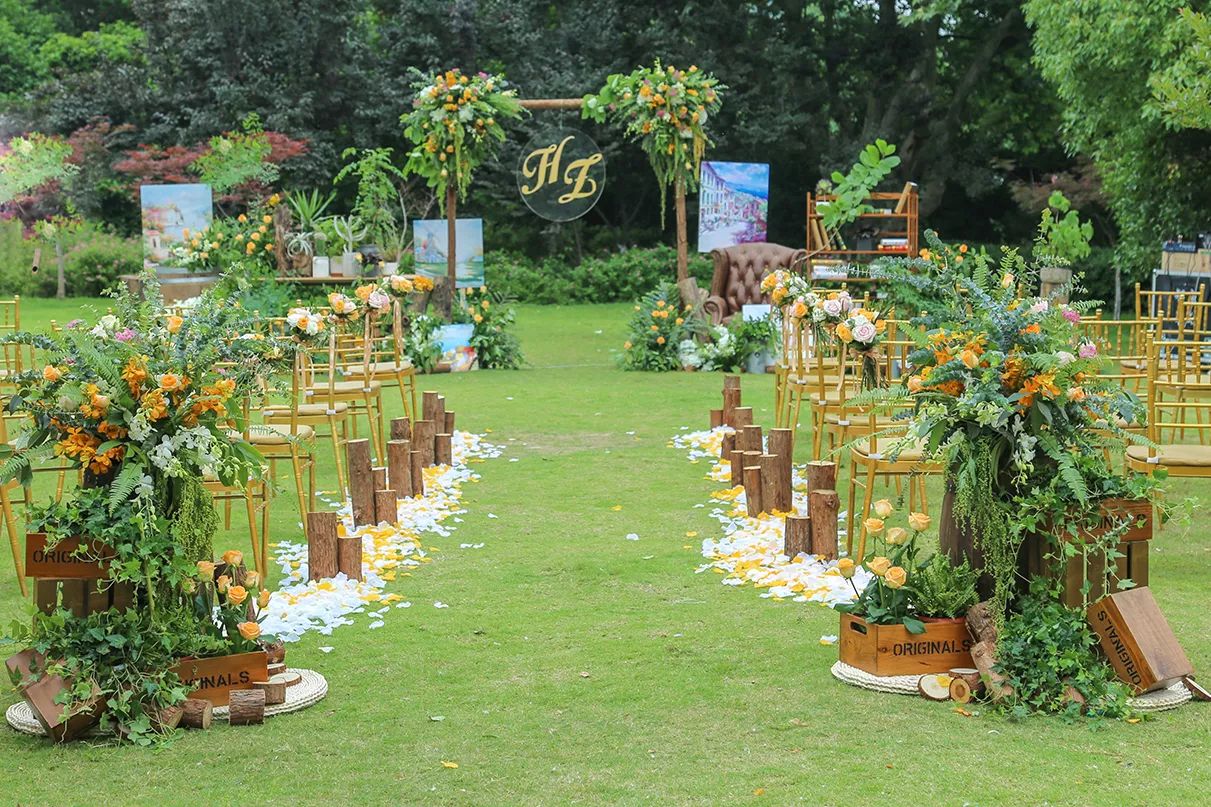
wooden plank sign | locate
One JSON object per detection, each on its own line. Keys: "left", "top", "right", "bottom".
{"left": 1087, "top": 587, "right": 1193, "bottom": 694}
{"left": 172, "top": 651, "right": 269, "bottom": 707}
{"left": 839, "top": 613, "right": 974, "bottom": 677}
{"left": 25, "top": 534, "right": 114, "bottom": 579}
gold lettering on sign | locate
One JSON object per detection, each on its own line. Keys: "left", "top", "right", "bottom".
{"left": 559, "top": 153, "right": 603, "bottom": 203}
{"left": 520, "top": 135, "right": 575, "bottom": 196}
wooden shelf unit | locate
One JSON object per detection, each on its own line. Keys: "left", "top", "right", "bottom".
{"left": 805, "top": 183, "right": 919, "bottom": 283}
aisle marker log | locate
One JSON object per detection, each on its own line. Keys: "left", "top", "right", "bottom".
{"left": 732, "top": 406, "right": 753, "bottom": 429}
{"left": 722, "top": 388, "right": 740, "bottom": 427}
{"left": 720, "top": 431, "right": 736, "bottom": 459}
{"left": 444, "top": 410, "right": 456, "bottom": 432}
{"left": 228, "top": 689, "right": 266, "bottom": 726}
{"left": 741, "top": 425, "right": 763, "bottom": 454}
{"left": 784, "top": 515, "right": 811, "bottom": 558}
{"left": 389, "top": 417, "right": 412, "bottom": 442}
{"left": 372, "top": 466, "right": 388, "bottom": 492}
{"left": 387, "top": 439, "right": 413, "bottom": 498}
{"left": 252, "top": 679, "right": 287, "bottom": 706}
{"left": 374, "top": 489, "right": 397, "bottom": 527}
{"left": 306, "top": 511, "right": 339, "bottom": 582}
{"left": 414, "top": 419, "right": 436, "bottom": 466}
{"left": 744, "top": 465, "right": 764, "bottom": 516}
{"left": 709, "top": 409, "right": 724, "bottom": 429}
{"left": 809, "top": 490, "right": 839, "bottom": 559}
{"left": 433, "top": 396, "right": 446, "bottom": 443}
{"left": 728, "top": 449, "right": 746, "bottom": 488}
{"left": 338, "top": 532, "right": 363, "bottom": 581}
{"left": 410, "top": 449, "right": 425, "bottom": 497}
{"left": 422, "top": 390, "right": 440, "bottom": 421}
{"left": 435, "top": 433, "right": 453, "bottom": 466}
{"left": 759, "top": 454, "right": 782, "bottom": 513}
{"left": 768, "top": 428, "right": 794, "bottom": 507}
{"left": 345, "top": 439, "right": 375, "bottom": 526}
{"left": 805, "top": 460, "right": 837, "bottom": 493}
{"left": 180, "top": 698, "right": 213, "bottom": 730}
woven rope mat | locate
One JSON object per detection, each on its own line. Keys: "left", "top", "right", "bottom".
{"left": 6, "top": 667, "right": 328, "bottom": 737}
{"left": 831, "top": 661, "right": 1193, "bottom": 713}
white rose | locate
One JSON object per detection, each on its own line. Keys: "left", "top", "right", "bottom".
{"left": 852, "top": 322, "right": 877, "bottom": 343}
{"left": 822, "top": 299, "right": 842, "bottom": 317}
{"left": 1056, "top": 351, "right": 1074, "bottom": 365}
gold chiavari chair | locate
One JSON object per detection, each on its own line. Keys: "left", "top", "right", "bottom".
{"left": 338, "top": 302, "right": 418, "bottom": 421}
{"left": 1136, "top": 282, "right": 1204, "bottom": 343}
{"left": 0, "top": 296, "right": 28, "bottom": 395}
{"left": 1126, "top": 336, "right": 1211, "bottom": 477}
{"left": 305, "top": 330, "right": 387, "bottom": 464}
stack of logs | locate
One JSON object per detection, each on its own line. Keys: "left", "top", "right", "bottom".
{"left": 179, "top": 647, "right": 298, "bottom": 729}
{"left": 711, "top": 375, "right": 839, "bottom": 561}
{"left": 307, "top": 391, "right": 456, "bottom": 583}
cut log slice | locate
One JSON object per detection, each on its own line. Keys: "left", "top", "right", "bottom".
{"left": 181, "top": 697, "right": 213, "bottom": 730}
{"left": 948, "top": 677, "right": 973, "bottom": 704}
{"left": 267, "top": 663, "right": 287, "bottom": 677}
{"left": 253, "top": 679, "right": 287, "bottom": 706}
{"left": 918, "top": 673, "right": 953, "bottom": 701}
{"left": 271, "top": 671, "right": 303, "bottom": 688}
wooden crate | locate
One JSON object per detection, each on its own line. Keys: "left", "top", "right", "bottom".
{"left": 172, "top": 651, "right": 269, "bottom": 707}
{"left": 25, "top": 533, "right": 114, "bottom": 578}
{"left": 33, "top": 579, "right": 135, "bottom": 618}
{"left": 1088, "top": 587, "right": 1193, "bottom": 694}
{"left": 838, "top": 613, "right": 974, "bottom": 677}
{"left": 4, "top": 649, "right": 103, "bottom": 742}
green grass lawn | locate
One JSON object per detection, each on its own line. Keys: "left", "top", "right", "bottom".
{"left": 1, "top": 300, "right": 1209, "bottom": 806}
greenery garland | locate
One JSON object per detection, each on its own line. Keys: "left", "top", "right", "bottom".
{"left": 170, "top": 476, "right": 218, "bottom": 567}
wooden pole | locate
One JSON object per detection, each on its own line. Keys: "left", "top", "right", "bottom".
{"left": 759, "top": 454, "right": 782, "bottom": 513}
{"left": 346, "top": 439, "right": 374, "bottom": 526}
{"left": 809, "top": 490, "right": 840, "bottom": 559}
{"left": 723, "top": 375, "right": 742, "bottom": 391}
{"left": 732, "top": 406, "right": 753, "bottom": 429}
{"left": 518, "top": 98, "right": 584, "bottom": 110}
{"left": 338, "top": 533, "right": 363, "bottom": 580}
{"left": 675, "top": 179, "right": 688, "bottom": 283}
{"left": 372, "top": 466, "right": 388, "bottom": 492}
{"left": 390, "top": 417, "right": 412, "bottom": 442}
{"left": 388, "top": 439, "right": 413, "bottom": 498}
{"left": 435, "top": 433, "right": 453, "bottom": 466}
{"left": 307, "top": 511, "right": 339, "bottom": 581}
{"left": 784, "top": 515, "right": 811, "bottom": 559}
{"left": 720, "top": 431, "right": 736, "bottom": 460}
{"left": 721, "top": 388, "right": 740, "bottom": 427}
{"left": 410, "top": 449, "right": 425, "bottom": 497}
{"left": 374, "top": 489, "right": 397, "bottom": 527}
{"left": 709, "top": 409, "right": 724, "bottom": 429}
{"left": 741, "top": 425, "right": 763, "bottom": 454}
{"left": 445, "top": 186, "right": 456, "bottom": 320}
{"left": 444, "top": 410, "right": 456, "bottom": 433}
{"left": 768, "top": 428, "right": 795, "bottom": 510}
{"left": 434, "top": 396, "right": 446, "bottom": 439}
{"left": 414, "top": 420, "right": 436, "bottom": 466}
{"left": 744, "top": 464, "right": 764, "bottom": 517}
{"left": 805, "top": 460, "right": 837, "bottom": 493}
{"left": 728, "top": 449, "right": 746, "bottom": 488}
{"left": 422, "top": 390, "right": 440, "bottom": 421}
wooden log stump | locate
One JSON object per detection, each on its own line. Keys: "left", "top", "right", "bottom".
{"left": 809, "top": 490, "right": 840, "bottom": 559}
{"left": 732, "top": 406, "right": 753, "bottom": 429}
{"left": 435, "top": 433, "right": 453, "bottom": 466}
{"left": 805, "top": 460, "right": 837, "bottom": 493}
{"left": 722, "top": 387, "right": 741, "bottom": 427}
{"left": 741, "top": 425, "right": 763, "bottom": 454}
{"left": 723, "top": 374, "right": 741, "bottom": 391}
{"left": 768, "top": 428, "right": 794, "bottom": 499}
{"left": 410, "top": 450, "right": 425, "bottom": 497}
{"left": 444, "top": 410, "right": 456, "bottom": 433}
{"left": 388, "top": 439, "right": 413, "bottom": 498}
{"left": 345, "top": 438, "right": 375, "bottom": 526}
{"left": 966, "top": 601, "right": 999, "bottom": 646}
{"left": 971, "top": 640, "right": 1013, "bottom": 700}
{"left": 306, "top": 511, "right": 339, "bottom": 582}
{"left": 151, "top": 703, "right": 184, "bottom": 731}
{"left": 338, "top": 534, "right": 363, "bottom": 580}
{"left": 253, "top": 679, "right": 287, "bottom": 706}
{"left": 180, "top": 698, "right": 213, "bottom": 730}
{"left": 759, "top": 454, "right": 782, "bottom": 513}
{"left": 709, "top": 409, "right": 724, "bottom": 429}
{"left": 744, "top": 465, "right": 764, "bottom": 517}
{"left": 414, "top": 419, "right": 436, "bottom": 466}
{"left": 784, "top": 515, "right": 811, "bottom": 558}
{"left": 728, "top": 449, "right": 745, "bottom": 488}
{"left": 374, "top": 489, "right": 397, "bottom": 526}
{"left": 228, "top": 689, "right": 266, "bottom": 726}
{"left": 433, "top": 396, "right": 446, "bottom": 437}
{"left": 422, "top": 390, "right": 440, "bottom": 421}
{"left": 390, "top": 417, "right": 412, "bottom": 442}
{"left": 372, "top": 466, "right": 388, "bottom": 492}
{"left": 720, "top": 431, "right": 736, "bottom": 459}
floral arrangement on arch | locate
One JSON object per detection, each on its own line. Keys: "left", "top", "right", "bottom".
{"left": 583, "top": 60, "right": 724, "bottom": 220}
{"left": 400, "top": 68, "right": 526, "bottom": 209}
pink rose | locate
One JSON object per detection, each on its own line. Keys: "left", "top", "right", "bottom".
{"left": 852, "top": 321, "right": 877, "bottom": 343}
{"left": 1078, "top": 342, "right": 1097, "bottom": 359}
{"left": 822, "top": 299, "right": 842, "bottom": 317}
{"left": 1062, "top": 307, "right": 1080, "bottom": 324}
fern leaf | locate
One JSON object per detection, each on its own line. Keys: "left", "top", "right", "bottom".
{"left": 108, "top": 462, "right": 145, "bottom": 513}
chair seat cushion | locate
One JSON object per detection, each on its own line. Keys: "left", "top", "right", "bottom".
{"left": 241, "top": 424, "right": 315, "bottom": 444}
{"left": 263, "top": 402, "right": 349, "bottom": 418}
{"left": 342, "top": 359, "right": 413, "bottom": 375}
{"left": 308, "top": 380, "right": 382, "bottom": 395}
{"left": 1126, "top": 443, "right": 1211, "bottom": 466}
{"left": 853, "top": 438, "right": 928, "bottom": 462}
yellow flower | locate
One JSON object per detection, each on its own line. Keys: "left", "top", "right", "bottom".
{"left": 237, "top": 621, "right": 261, "bottom": 641}
{"left": 884, "top": 566, "right": 907, "bottom": 589}
{"left": 244, "top": 570, "right": 260, "bottom": 587}
{"left": 262, "top": 214, "right": 272, "bottom": 224}
{"left": 873, "top": 499, "right": 894, "bottom": 518}
{"left": 166, "top": 315, "right": 183, "bottom": 334}
{"left": 258, "top": 589, "right": 271, "bottom": 609}
{"left": 216, "top": 574, "right": 231, "bottom": 593}
{"left": 836, "top": 323, "right": 853, "bottom": 343}
{"left": 656, "top": 336, "right": 666, "bottom": 345}
{"left": 196, "top": 560, "right": 215, "bottom": 577}
{"left": 960, "top": 349, "right": 980, "bottom": 369}
{"left": 1001, "top": 272, "right": 1015, "bottom": 289}
{"left": 481, "top": 299, "right": 490, "bottom": 310}
{"left": 222, "top": 549, "right": 244, "bottom": 567}
{"left": 867, "top": 556, "right": 890, "bottom": 577}
{"left": 237, "top": 214, "right": 247, "bottom": 223}
{"left": 885, "top": 527, "right": 909, "bottom": 546}
{"left": 863, "top": 517, "right": 884, "bottom": 535}
{"left": 837, "top": 557, "right": 856, "bottom": 579}
{"left": 226, "top": 585, "right": 248, "bottom": 606}
{"left": 908, "top": 512, "right": 932, "bottom": 532}
{"left": 623, "top": 341, "right": 633, "bottom": 350}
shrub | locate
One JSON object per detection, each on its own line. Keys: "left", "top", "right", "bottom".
{"left": 486, "top": 246, "right": 712, "bottom": 305}
{"left": 454, "top": 287, "right": 524, "bottom": 370}
{"left": 0, "top": 219, "right": 40, "bottom": 295}
{"left": 63, "top": 232, "right": 141, "bottom": 296}
{"left": 621, "top": 283, "right": 700, "bottom": 371}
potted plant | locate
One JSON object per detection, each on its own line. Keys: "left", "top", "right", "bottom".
{"left": 331, "top": 215, "right": 368, "bottom": 277}
{"left": 1035, "top": 190, "right": 1093, "bottom": 302}
{"left": 909, "top": 553, "right": 979, "bottom": 623}
{"left": 835, "top": 502, "right": 975, "bottom": 676}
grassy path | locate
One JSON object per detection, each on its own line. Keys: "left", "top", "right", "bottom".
{"left": 0, "top": 302, "right": 1209, "bottom": 804}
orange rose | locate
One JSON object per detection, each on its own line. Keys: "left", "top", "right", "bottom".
{"left": 836, "top": 323, "right": 854, "bottom": 343}
{"left": 222, "top": 549, "right": 243, "bottom": 567}
{"left": 166, "top": 315, "right": 183, "bottom": 334}
{"left": 873, "top": 499, "right": 894, "bottom": 518}
{"left": 867, "top": 556, "right": 891, "bottom": 576}
{"left": 244, "top": 570, "right": 260, "bottom": 587}
{"left": 258, "top": 589, "right": 271, "bottom": 609}
{"left": 216, "top": 574, "right": 231, "bottom": 593}
{"left": 42, "top": 365, "right": 62, "bottom": 382}
{"left": 196, "top": 560, "right": 216, "bottom": 578}
{"left": 863, "top": 517, "right": 885, "bottom": 535}
{"left": 226, "top": 585, "right": 248, "bottom": 606}
{"left": 884, "top": 566, "right": 907, "bottom": 589}
{"left": 836, "top": 557, "right": 856, "bottom": 579}
{"left": 237, "top": 621, "right": 261, "bottom": 641}
{"left": 908, "top": 512, "right": 931, "bottom": 532}
{"left": 157, "top": 372, "right": 184, "bottom": 392}
{"left": 885, "top": 527, "right": 909, "bottom": 546}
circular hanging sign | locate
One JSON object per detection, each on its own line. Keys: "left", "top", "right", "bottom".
{"left": 516, "top": 127, "right": 606, "bottom": 222}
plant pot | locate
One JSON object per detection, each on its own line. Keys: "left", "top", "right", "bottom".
{"left": 5, "top": 650, "right": 103, "bottom": 742}
{"left": 938, "top": 483, "right": 996, "bottom": 601}
{"left": 155, "top": 265, "right": 219, "bottom": 304}
{"left": 312, "top": 256, "right": 331, "bottom": 278}
{"left": 384, "top": 261, "right": 400, "bottom": 274}
{"left": 1039, "top": 266, "right": 1072, "bottom": 303}
{"left": 171, "top": 651, "right": 269, "bottom": 707}
{"left": 25, "top": 533, "right": 114, "bottom": 579}
{"left": 838, "top": 613, "right": 974, "bottom": 677}
{"left": 745, "top": 350, "right": 773, "bottom": 375}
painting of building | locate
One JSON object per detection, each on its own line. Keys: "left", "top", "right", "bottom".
{"left": 413, "top": 218, "right": 485, "bottom": 288}
{"left": 140, "top": 184, "right": 214, "bottom": 268}
{"left": 697, "top": 162, "right": 769, "bottom": 252}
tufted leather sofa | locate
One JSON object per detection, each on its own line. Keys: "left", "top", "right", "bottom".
{"left": 702, "top": 242, "right": 808, "bottom": 325}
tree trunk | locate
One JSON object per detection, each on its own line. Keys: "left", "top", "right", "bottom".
{"left": 675, "top": 179, "right": 688, "bottom": 283}
{"left": 55, "top": 239, "right": 66, "bottom": 299}
{"left": 445, "top": 185, "right": 457, "bottom": 320}
{"left": 938, "top": 483, "right": 994, "bottom": 600}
